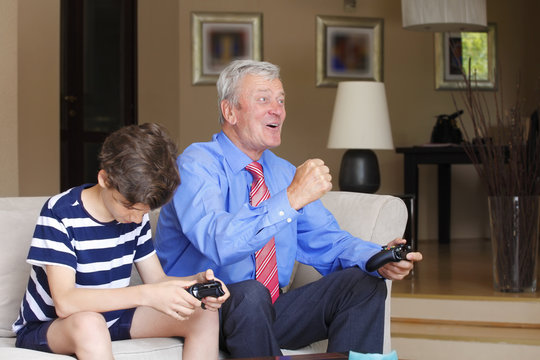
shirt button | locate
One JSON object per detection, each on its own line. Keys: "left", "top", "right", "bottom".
{"left": 287, "top": 218, "right": 292, "bottom": 223}
{"left": 279, "top": 211, "right": 285, "bottom": 216}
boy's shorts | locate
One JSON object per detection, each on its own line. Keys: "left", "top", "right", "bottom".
{"left": 16, "top": 308, "right": 137, "bottom": 353}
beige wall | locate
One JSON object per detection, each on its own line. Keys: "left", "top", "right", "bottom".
{"left": 0, "top": 0, "right": 19, "bottom": 196}
{"left": 5, "top": 0, "right": 539, "bottom": 241}
{"left": 138, "top": 0, "right": 180, "bottom": 138}
{"left": 170, "top": 0, "right": 536, "bottom": 240}
{"left": 18, "top": 0, "right": 60, "bottom": 196}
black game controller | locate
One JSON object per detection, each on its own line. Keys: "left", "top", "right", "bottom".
{"left": 187, "top": 280, "right": 225, "bottom": 300}
{"left": 366, "top": 244, "right": 412, "bottom": 272}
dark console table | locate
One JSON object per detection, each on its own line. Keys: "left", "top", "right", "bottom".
{"left": 396, "top": 145, "right": 473, "bottom": 244}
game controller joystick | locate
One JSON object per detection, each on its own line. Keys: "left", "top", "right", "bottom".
{"left": 366, "top": 244, "right": 412, "bottom": 273}
{"left": 187, "top": 280, "right": 225, "bottom": 300}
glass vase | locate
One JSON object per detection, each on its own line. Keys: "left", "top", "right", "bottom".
{"left": 488, "top": 196, "right": 540, "bottom": 292}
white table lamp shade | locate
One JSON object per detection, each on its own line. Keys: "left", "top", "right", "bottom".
{"left": 328, "top": 82, "right": 394, "bottom": 150}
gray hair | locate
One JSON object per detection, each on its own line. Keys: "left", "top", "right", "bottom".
{"left": 217, "top": 60, "right": 281, "bottom": 125}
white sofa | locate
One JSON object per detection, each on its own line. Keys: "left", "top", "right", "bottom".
{"left": 0, "top": 191, "right": 407, "bottom": 359}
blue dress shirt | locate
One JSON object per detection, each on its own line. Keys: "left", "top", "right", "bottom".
{"left": 154, "top": 131, "right": 382, "bottom": 286}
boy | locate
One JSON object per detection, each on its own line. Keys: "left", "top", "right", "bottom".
{"left": 13, "top": 123, "right": 229, "bottom": 360}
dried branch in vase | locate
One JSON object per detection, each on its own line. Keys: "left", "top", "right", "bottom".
{"left": 454, "top": 63, "right": 540, "bottom": 292}
{"left": 454, "top": 64, "right": 540, "bottom": 197}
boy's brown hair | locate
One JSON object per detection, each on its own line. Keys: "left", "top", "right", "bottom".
{"left": 99, "top": 123, "right": 180, "bottom": 210}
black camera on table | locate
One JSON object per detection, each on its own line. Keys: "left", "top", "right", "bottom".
{"left": 187, "top": 280, "right": 225, "bottom": 300}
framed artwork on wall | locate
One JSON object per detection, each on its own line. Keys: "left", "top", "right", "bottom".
{"left": 316, "top": 16, "right": 383, "bottom": 87}
{"left": 435, "top": 23, "right": 497, "bottom": 90}
{"left": 192, "top": 12, "right": 262, "bottom": 85}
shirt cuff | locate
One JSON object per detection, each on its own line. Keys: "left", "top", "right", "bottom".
{"left": 264, "top": 190, "right": 298, "bottom": 226}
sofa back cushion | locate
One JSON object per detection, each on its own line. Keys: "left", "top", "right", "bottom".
{"left": 0, "top": 196, "right": 49, "bottom": 337}
{"left": 321, "top": 191, "right": 407, "bottom": 246}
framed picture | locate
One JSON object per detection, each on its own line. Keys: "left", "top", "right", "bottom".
{"left": 435, "top": 23, "right": 497, "bottom": 90}
{"left": 192, "top": 12, "right": 262, "bottom": 85}
{"left": 316, "top": 16, "right": 383, "bottom": 87}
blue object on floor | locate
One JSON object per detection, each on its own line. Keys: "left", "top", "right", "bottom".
{"left": 349, "top": 350, "right": 398, "bottom": 360}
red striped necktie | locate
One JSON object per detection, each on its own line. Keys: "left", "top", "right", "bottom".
{"left": 245, "top": 161, "right": 280, "bottom": 303}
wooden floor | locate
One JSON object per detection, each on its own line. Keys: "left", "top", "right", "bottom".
{"left": 390, "top": 238, "right": 540, "bottom": 359}
{"left": 393, "top": 237, "right": 540, "bottom": 299}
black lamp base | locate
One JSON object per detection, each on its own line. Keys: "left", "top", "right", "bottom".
{"left": 338, "top": 149, "right": 381, "bottom": 193}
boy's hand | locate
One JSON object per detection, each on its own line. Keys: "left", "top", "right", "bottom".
{"left": 146, "top": 279, "right": 201, "bottom": 321}
{"left": 195, "top": 269, "right": 230, "bottom": 312}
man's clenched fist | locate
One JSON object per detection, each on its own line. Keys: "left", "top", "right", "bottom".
{"left": 287, "top": 159, "right": 332, "bottom": 210}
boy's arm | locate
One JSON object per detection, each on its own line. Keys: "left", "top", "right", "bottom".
{"left": 135, "top": 253, "right": 200, "bottom": 284}
{"left": 135, "top": 253, "right": 220, "bottom": 284}
{"left": 47, "top": 263, "right": 201, "bottom": 321}
{"left": 135, "top": 254, "right": 230, "bottom": 311}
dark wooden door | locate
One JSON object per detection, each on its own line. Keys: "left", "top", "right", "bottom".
{"left": 60, "top": 0, "right": 137, "bottom": 190}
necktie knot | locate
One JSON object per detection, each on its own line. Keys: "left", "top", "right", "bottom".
{"left": 245, "top": 161, "right": 264, "bottom": 180}
{"left": 246, "top": 162, "right": 269, "bottom": 207}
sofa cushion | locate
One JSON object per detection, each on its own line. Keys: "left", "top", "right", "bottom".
{"left": 321, "top": 191, "right": 407, "bottom": 246}
{"left": 0, "top": 347, "right": 74, "bottom": 359}
{"left": 112, "top": 338, "right": 183, "bottom": 360}
{"left": 0, "top": 336, "right": 185, "bottom": 359}
{"left": 0, "top": 197, "right": 49, "bottom": 337}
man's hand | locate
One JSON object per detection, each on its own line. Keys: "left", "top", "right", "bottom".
{"left": 200, "top": 269, "right": 231, "bottom": 311}
{"left": 195, "top": 269, "right": 230, "bottom": 312}
{"left": 377, "top": 238, "right": 423, "bottom": 281}
{"left": 287, "top": 159, "right": 332, "bottom": 210}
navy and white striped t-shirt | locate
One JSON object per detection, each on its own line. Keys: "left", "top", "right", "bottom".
{"left": 12, "top": 184, "right": 155, "bottom": 333}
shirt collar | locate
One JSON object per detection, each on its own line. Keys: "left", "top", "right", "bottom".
{"left": 216, "top": 131, "right": 262, "bottom": 174}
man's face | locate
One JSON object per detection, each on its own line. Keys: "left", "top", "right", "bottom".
{"left": 223, "top": 74, "right": 286, "bottom": 160}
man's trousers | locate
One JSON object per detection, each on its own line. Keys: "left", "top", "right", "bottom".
{"left": 219, "top": 267, "right": 387, "bottom": 358}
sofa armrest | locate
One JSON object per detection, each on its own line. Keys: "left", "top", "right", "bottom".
{"left": 287, "top": 191, "right": 408, "bottom": 354}
{"left": 289, "top": 191, "right": 408, "bottom": 289}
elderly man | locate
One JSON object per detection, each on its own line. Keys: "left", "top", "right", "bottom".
{"left": 154, "top": 60, "right": 422, "bottom": 358}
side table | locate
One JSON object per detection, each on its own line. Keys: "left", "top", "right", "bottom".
{"left": 396, "top": 145, "right": 473, "bottom": 244}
